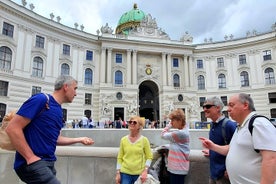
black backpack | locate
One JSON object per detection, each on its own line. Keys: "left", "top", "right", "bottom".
{"left": 248, "top": 114, "right": 276, "bottom": 153}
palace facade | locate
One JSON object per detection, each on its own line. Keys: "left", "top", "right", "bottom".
{"left": 0, "top": 0, "right": 276, "bottom": 126}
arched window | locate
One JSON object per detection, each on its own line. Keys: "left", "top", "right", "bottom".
{"left": 218, "top": 73, "right": 226, "bottom": 88}
{"left": 0, "top": 46, "right": 12, "bottom": 70}
{"left": 198, "top": 75, "right": 205, "bottom": 90}
{"left": 32, "top": 56, "right": 43, "bottom": 77}
{"left": 115, "top": 70, "right": 123, "bottom": 85}
{"left": 85, "top": 68, "right": 93, "bottom": 85}
{"left": 173, "top": 74, "right": 180, "bottom": 87}
{"left": 240, "top": 71, "right": 249, "bottom": 87}
{"left": 264, "top": 67, "right": 275, "bottom": 85}
{"left": 61, "top": 63, "right": 70, "bottom": 76}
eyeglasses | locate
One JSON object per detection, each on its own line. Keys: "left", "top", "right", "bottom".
{"left": 202, "top": 104, "right": 216, "bottom": 109}
{"left": 129, "top": 121, "right": 137, "bottom": 125}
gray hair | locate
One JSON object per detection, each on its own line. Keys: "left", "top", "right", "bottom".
{"left": 54, "top": 75, "right": 77, "bottom": 90}
{"left": 238, "top": 93, "right": 256, "bottom": 111}
{"left": 205, "top": 96, "right": 224, "bottom": 112}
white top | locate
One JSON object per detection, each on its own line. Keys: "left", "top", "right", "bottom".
{"left": 81, "top": 116, "right": 89, "bottom": 126}
{"left": 226, "top": 112, "right": 276, "bottom": 184}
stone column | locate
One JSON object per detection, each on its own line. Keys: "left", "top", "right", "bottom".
{"left": 127, "top": 49, "right": 132, "bottom": 84}
{"left": 183, "top": 55, "right": 189, "bottom": 87}
{"left": 162, "top": 52, "right": 167, "bottom": 86}
{"left": 107, "top": 48, "right": 112, "bottom": 83}
{"left": 94, "top": 50, "right": 100, "bottom": 84}
{"left": 167, "top": 53, "right": 172, "bottom": 86}
{"left": 132, "top": 50, "right": 137, "bottom": 84}
{"left": 100, "top": 47, "right": 106, "bottom": 83}
{"left": 188, "top": 56, "right": 194, "bottom": 87}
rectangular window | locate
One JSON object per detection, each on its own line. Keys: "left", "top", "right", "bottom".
{"left": 2, "top": 22, "right": 14, "bottom": 38}
{"left": 85, "top": 93, "right": 92, "bottom": 105}
{"left": 199, "top": 97, "right": 206, "bottom": 106}
{"left": 32, "top": 86, "right": 41, "bottom": 95}
{"left": 197, "top": 59, "right": 203, "bottom": 69}
{"left": 263, "top": 50, "right": 271, "bottom": 61}
{"left": 115, "top": 53, "right": 122, "bottom": 63}
{"left": 86, "top": 50, "right": 93, "bottom": 61}
{"left": 63, "top": 44, "right": 70, "bottom": 55}
{"left": 217, "top": 57, "right": 224, "bottom": 68}
{"left": 35, "top": 35, "right": 45, "bottom": 48}
{"left": 0, "top": 80, "right": 8, "bottom": 96}
{"left": 172, "top": 58, "right": 179, "bottom": 67}
{"left": 221, "top": 96, "right": 228, "bottom": 106}
{"left": 268, "top": 92, "right": 276, "bottom": 103}
{"left": 239, "top": 54, "right": 246, "bottom": 65}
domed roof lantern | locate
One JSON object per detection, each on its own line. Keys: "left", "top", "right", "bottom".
{"left": 115, "top": 3, "right": 146, "bottom": 35}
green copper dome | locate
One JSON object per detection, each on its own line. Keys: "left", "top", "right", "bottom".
{"left": 115, "top": 4, "right": 146, "bottom": 35}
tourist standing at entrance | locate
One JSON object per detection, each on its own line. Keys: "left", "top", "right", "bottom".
{"left": 115, "top": 115, "right": 153, "bottom": 184}
{"left": 161, "top": 108, "right": 190, "bottom": 184}
{"left": 202, "top": 96, "right": 236, "bottom": 184}
{"left": 200, "top": 93, "right": 276, "bottom": 184}
{"left": 6, "top": 75, "right": 95, "bottom": 184}
{"left": 81, "top": 114, "right": 89, "bottom": 128}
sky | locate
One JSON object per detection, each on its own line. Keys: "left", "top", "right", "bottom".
{"left": 11, "top": 0, "right": 276, "bottom": 44}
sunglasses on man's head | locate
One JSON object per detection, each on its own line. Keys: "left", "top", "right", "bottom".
{"left": 129, "top": 121, "right": 137, "bottom": 125}
{"left": 202, "top": 104, "right": 216, "bottom": 109}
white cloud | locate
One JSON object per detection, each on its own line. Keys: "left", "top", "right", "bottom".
{"left": 11, "top": 0, "right": 276, "bottom": 43}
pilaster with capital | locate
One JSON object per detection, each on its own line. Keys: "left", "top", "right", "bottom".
{"left": 100, "top": 47, "right": 106, "bottom": 83}
{"left": 107, "top": 48, "right": 112, "bottom": 83}
{"left": 162, "top": 52, "right": 167, "bottom": 86}
{"left": 132, "top": 50, "right": 137, "bottom": 84}
{"left": 167, "top": 53, "right": 172, "bottom": 86}
{"left": 188, "top": 56, "right": 194, "bottom": 87}
{"left": 127, "top": 49, "right": 132, "bottom": 84}
{"left": 183, "top": 55, "right": 189, "bottom": 87}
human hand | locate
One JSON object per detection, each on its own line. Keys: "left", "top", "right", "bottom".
{"left": 26, "top": 155, "right": 41, "bottom": 165}
{"left": 115, "top": 173, "right": 120, "bottom": 184}
{"left": 140, "top": 170, "right": 148, "bottom": 183}
{"left": 80, "top": 137, "right": 94, "bottom": 145}
{"left": 202, "top": 149, "right": 209, "bottom": 157}
{"left": 199, "top": 137, "right": 214, "bottom": 149}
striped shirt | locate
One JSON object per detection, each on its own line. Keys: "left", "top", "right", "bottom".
{"left": 161, "top": 124, "right": 190, "bottom": 175}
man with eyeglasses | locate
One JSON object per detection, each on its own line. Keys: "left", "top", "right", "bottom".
{"left": 201, "top": 96, "right": 237, "bottom": 184}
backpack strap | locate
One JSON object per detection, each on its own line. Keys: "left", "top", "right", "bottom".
{"left": 42, "top": 92, "right": 50, "bottom": 110}
{"left": 248, "top": 114, "right": 270, "bottom": 153}
{"left": 221, "top": 117, "right": 229, "bottom": 145}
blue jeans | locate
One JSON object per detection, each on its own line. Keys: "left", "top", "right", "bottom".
{"left": 15, "top": 160, "right": 60, "bottom": 184}
{"left": 169, "top": 172, "right": 186, "bottom": 184}
{"left": 120, "top": 172, "right": 139, "bottom": 184}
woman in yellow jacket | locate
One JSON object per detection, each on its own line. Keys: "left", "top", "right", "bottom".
{"left": 116, "top": 116, "right": 153, "bottom": 184}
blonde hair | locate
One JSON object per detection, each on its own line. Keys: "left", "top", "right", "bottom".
{"left": 129, "top": 115, "right": 145, "bottom": 128}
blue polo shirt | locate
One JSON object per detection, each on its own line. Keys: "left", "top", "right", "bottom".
{"left": 209, "top": 117, "right": 236, "bottom": 180}
{"left": 14, "top": 93, "right": 63, "bottom": 169}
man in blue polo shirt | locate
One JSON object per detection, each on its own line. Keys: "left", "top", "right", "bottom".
{"left": 6, "top": 75, "right": 94, "bottom": 184}
{"left": 202, "top": 96, "right": 236, "bottom": 184}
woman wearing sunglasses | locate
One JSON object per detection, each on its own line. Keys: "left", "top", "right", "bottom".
{"left": 115, "top": 116, "right": 153, "bottom": 184}
{"left": 161, "top": 108, "right": 190, "bottom": 184}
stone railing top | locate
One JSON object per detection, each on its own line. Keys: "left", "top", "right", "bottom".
{"left": 1, "top": 147, "right": 208, "bottom": 162}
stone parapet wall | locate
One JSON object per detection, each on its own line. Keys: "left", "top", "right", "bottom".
{"left": 0, "top": 147, "right": 209, "bottom": 184}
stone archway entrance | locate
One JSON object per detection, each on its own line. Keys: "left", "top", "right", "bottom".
{"left": 139, "top": 81, "right": 159, "bottom": 121}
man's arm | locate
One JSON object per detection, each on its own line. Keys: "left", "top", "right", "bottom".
{"left": 5, "top": 114, "right": 40, "bottom": 165}
{"left": 260, "top": 150, "right": 276, "bottom": 184}
{"left": 199, "top": 137, "right": 229, "bottom": 156}
{"left": 57, "top": 133, "right": 94, "bottom": 146}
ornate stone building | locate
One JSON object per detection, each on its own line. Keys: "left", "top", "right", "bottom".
{"left": 0, "top": 1, "right": 275, "bottom": 126}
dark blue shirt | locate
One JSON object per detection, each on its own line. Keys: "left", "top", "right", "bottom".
{"left": 209, "top": 117, "right": 236, "bottom": 180}
{"left": 14, "top": 93, "right": 63, "bottom": 169}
